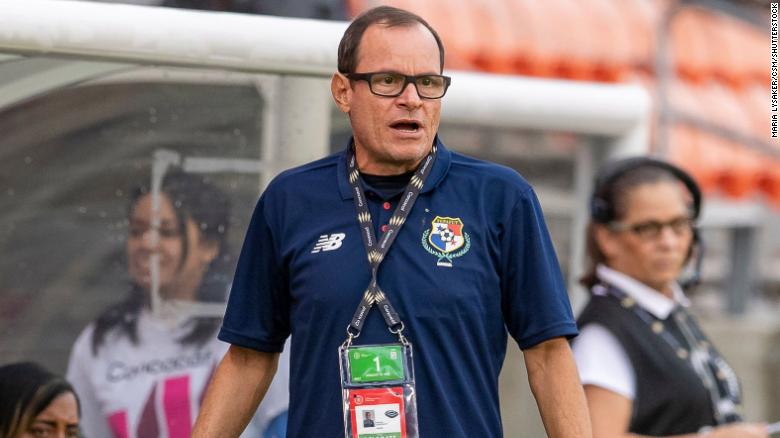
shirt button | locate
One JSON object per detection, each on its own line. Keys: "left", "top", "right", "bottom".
{"left": 383, "top": 202, "right": 391, "bottom": 210}
{"left": 381, "top": 224, "right": 389, "bottom": 233}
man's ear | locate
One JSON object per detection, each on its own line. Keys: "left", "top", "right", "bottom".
{"left": 331, "top": 73, "right": 352, "bottom": 113}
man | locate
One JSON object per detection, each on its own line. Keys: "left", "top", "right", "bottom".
{"left": 194, "top": 6, "right": 591, "bottom": 437}
{"left": 363, "top": 411, "right": 375, "bottom": 428}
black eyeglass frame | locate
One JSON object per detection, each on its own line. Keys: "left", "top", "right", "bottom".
{"left": 345, "top": 71, "right": 452, "bottom": 99}
{"left": 608, "top": 216, "right": 695, "bottom": 240}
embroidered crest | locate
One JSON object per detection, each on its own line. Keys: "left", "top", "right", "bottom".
{"left": 421, "top": 216, "right": 471, "bottom": 267}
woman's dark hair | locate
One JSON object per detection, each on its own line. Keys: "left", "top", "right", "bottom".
{"left": 0, "top": 362, "right": 80, "bottom": 438}
{"left": 580, "top": 164, "right": 696, "bottom": 289}
{"left": 91, "top": 171, "right": 233, "bottom": 354}
{"left": 337, "top": 5, "right": 445, "bottom": 74}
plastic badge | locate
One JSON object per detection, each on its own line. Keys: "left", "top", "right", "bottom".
{"left": 348, "top": 387, "right": 406, "bottom": 438}
{"left": 349, "top": 345, "right": 405, "bottom": 383}
{"left": 340, "top": 343, "right": 418, "bottom": 438}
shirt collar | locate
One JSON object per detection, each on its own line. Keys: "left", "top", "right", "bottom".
{"left": 337, "top": 135, "right": 451, "bottom": 200}
{"left": 595, "top": 264, "right": 690, "bottom": 319}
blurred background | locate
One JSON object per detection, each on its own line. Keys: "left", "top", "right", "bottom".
{"left": 0, "top": 0, "right": 777, "bottom": 436}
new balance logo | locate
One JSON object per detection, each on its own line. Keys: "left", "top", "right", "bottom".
{"left": 311, "top": 233, "right": 346, "bottom": 253}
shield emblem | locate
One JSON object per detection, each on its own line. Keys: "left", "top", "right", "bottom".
{"left": 428, "top": 216, "right": 465, "bottom": 253}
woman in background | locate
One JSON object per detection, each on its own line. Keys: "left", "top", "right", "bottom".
{"left": 0, "top": 361, "right": 81, "bottom": 438}
{"left": 68, "top": 171, "right": 288, "bottom": 438}
{"left": 572, "top": 157, "right": 767, "bottom": 438}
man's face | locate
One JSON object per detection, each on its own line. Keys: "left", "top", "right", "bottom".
{"left": 333, "top": 22, "right": 442, "bottom": 175}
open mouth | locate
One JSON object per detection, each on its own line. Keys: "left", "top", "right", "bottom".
{"left": 390, "top": 120, "right": 421, "bottom": 133}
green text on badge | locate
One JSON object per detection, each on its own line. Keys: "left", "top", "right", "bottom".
{"left": 348, "top": 345, "right": 405, "bottom": 383}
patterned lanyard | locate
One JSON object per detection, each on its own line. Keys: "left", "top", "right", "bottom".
{"left": 344, "top": 143, "right": 438, "bottom": 344}
{"left": 601, "top": 283, "right": 743, "bottom": 424}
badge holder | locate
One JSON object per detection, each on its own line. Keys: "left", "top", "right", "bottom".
{"left": 339, "top": 328, "right": 418, "bottom": 438}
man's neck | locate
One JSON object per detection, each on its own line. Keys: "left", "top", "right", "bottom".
{"left": 356, "top": 158, "right": 423, "bottom": 176}
{"left": 353, "top": 146, "right": 426, "bottom": 176}
{"left": 360, "top": 171, "right": 415, "bottom": 199}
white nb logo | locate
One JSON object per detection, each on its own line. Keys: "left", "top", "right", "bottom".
{"left": 311, "top": 233, "right": 346, "bottom": 253}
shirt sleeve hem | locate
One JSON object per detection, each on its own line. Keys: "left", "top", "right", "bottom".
{"left": 218, "top": 327, "right": 286, "bottom": 353}
{"left": 516, "top": 322, "right": 579, "bottom": 350}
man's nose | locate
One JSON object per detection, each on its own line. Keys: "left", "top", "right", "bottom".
{"left": 396, "top": 81, "right": 423, "bottom": 108}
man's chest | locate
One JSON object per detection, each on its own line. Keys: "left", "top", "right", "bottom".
{"left": 280, "top": 195, "right": 503, "bottom": 333}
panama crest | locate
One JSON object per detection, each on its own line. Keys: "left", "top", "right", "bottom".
{"left": 421, "top": 216, "right": 471, "bottom": 267}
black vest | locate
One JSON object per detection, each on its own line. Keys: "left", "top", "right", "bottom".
{"left": 578, "top": 295, "right": 716, "bottom": 435}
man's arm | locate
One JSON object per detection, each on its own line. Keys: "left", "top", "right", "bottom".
{"left": 193, "top": 344, "right": 280, "bottom": 438}
{"left": 524, "top": 336, "right": 592, "bottom": 438}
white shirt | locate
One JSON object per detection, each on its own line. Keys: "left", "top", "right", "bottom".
{"left": 571, "top": 265, "right": 690, "bottom": 399}
{"left": 67, "top": 309, "right": 290, "bottom": 438}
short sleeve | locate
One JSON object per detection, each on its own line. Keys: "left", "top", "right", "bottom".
{"left": 572, "top": 324, "right": 636, "bottom": 399}
{"left": 218, "top": 194, "right": 290, "bottom": 352}
{"left": 501, "top": 187, "right": 578, "bottom": 349}
{"left": 66, "top": 326, "right": 115, "bottom": 438}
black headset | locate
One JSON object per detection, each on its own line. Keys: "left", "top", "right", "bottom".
{"left": 589, "top": 156, "right": 704, "bottom": 288}
{"left": 590, "top": 156, "right": 702, "bottom": 224}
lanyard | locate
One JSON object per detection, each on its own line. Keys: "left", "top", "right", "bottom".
{"left": 343, "top": 142, "right": 438, "bottom": 344}
{"left": 601, "top": 283, "right": 742, "bottom": 424}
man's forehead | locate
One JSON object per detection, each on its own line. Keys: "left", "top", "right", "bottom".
{"left": 356, "top": 22, "right": 439, "bottom": 66}
{"left": 361, "top": 21, "right": 434, "bottom": 45}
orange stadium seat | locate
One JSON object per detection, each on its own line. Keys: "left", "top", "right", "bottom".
{"left": 742, "top": 25, "right": 770, "bottom": 86}
{"left": 740, "top": 83, "right": 780, "bottom": 205}
{"left": 666, "top": 80, "right": 723, "bottom": 193}
{"left": 668, "top": 125, "right": 718, "bottom": 192}
{"left": 670, "top": 8, "right": 714, "bottom": 84}
{"left": 697, "top": 82, "right": 762, "bottom": 198}
{"left": 470, "top": 0, "right": 518, "bottom": 74}
{"left": 612, "top": 0, "right": 664, "bottom": 73}
{"left": 506, "top": 0, "right": 572, "bottom": 78}
{"left": 547, "top": 0, "right": 599, "bottom": 81}
{"left": 736, "top": 19, "right": 765, "bottom": 88}
{"left": 503, "top": 0, "right": 558, "bottom": 77}
{"left": 431, "top": 0, "right": 481, "bottom": 71}
{"left": 740, "top": 83, "right": 771, "bottom": 141}
{"left": 709, "top": 14, "right": 757, "bottom": 89}
{"left": 759, "top": 157, "right": 780, "bottom": 206}
{"left": 589, "top": 0, "right": 635, "bottom": 82}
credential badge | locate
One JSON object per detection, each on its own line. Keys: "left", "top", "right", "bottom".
{"left": 421, "top": 216, "right": 471, "bottom": 267}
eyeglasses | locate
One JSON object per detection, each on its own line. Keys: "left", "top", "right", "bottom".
{"left": 609, "top": 216, "right": 694, "bottom": 240}
{"left": 346, "top": 71, "right": 451, "bottom": 99}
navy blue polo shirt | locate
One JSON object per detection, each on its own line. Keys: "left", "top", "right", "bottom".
{"left": 219, "top": 138, "right": 577, "bottom": 437}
